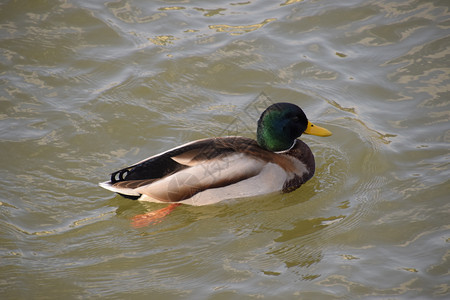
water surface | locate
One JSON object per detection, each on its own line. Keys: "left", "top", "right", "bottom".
{"left": 1, "top": 0, "right": 449, "bottom": 298}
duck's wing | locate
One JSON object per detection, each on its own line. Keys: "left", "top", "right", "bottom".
{"left": 99, "top": 137, "right": 270, "bottom": 201}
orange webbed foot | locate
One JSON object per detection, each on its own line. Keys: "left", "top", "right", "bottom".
{"left": 131, "top": 203, "right": 181, "bottom": 228}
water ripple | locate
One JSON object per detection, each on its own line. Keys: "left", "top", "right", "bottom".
{"left": 1, "top": 0, "right": 449, "bottom": 298}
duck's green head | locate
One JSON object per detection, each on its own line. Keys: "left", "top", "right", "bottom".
{"left": 256, "top": 102, "right": 332, "bottom": 152}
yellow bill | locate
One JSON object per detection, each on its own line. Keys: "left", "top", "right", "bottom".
{"left": 304, "top": 121, "right": 332, "bottom": 137}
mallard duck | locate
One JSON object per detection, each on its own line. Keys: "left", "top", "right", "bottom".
{"left": 99, "top": 102, "right": 331, "bottom": 206}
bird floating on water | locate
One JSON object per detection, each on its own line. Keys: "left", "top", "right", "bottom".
{"left": 99, "top": 102, "right": 332, "bottom": 226}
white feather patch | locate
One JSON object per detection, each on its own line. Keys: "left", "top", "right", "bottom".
{"left": 98, "top": 181, "right": 140, "bottom": 196}
{"left": 135, "top": 153, "right": 265, "bottom": 202}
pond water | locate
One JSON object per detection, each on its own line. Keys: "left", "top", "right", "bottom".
{"left": 1, "top": 0, "right": 449, "bottom": 298}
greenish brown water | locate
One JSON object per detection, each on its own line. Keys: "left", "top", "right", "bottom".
{"left": 1, "top": 0, "right": 449, "bottom": 298}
